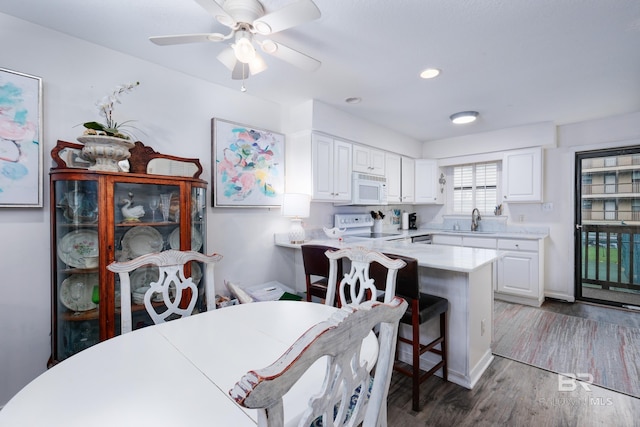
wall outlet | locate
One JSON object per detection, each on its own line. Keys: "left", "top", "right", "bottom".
{"left": 542, "top": 202, "right": 553, "bottom": 212}
{"left": 481, "top": 319, "right": 486, "bottom": 336}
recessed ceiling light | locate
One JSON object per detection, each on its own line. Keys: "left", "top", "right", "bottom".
{"left": 420, "top": 68, "right": 441, "bottom": 79}
{"left": 450, "top": 111, "right": 479, "bottom": 124}
{"left": 345, "top": 97, "right": 361, "bottom": 104}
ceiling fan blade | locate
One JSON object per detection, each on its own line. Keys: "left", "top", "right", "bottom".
{"left": 149, "top": 33, "right": 226, "bottom": 45}
{"left": 253, "top": 0, "right": 320, "bottom": 35}
{"left": 193, "top": 0, "right": 236, "bottom": 28}
{"left": 260, "top": 39, "right": 320, "bottom": 72}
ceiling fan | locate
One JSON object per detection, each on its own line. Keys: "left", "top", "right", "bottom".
{"left": 149, "top": 0, "right": 321, "bottom": 83}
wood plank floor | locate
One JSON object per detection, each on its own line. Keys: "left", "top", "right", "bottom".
{"left": 386, "top": 300, "right": 640, "bottom": 426}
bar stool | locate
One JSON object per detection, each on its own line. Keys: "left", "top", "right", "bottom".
{"left": 369, "top": 253, "right": 448, "bottom": 412}
{"left": 301, "top": 244, "right": 343, "bottom": 304}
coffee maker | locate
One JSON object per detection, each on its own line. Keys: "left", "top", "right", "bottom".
{"left": 408, "top": 213, "right": 417, "bottom": 230}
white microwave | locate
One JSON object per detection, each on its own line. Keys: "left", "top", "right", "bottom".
{"left": 351, "top": 172, "right": 388, "bottom": 205}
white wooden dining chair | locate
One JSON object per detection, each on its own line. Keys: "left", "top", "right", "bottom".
{"left": 324, "top": 246, "right": 407, "bottom": 307}
{"left": 230, "top": 297, "right": 408, "bottom": 427}
{"left": 107, "top": 250, "right": 222, "bottom": 334}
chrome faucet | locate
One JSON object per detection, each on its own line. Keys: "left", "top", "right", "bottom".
{"left": 471, "top": 208, "right": 481, "bottom": 231}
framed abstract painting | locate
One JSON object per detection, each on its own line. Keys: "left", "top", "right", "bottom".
{"left": 212, "top": 118, "right": 285, "bottom": 208}
{"left": 0, "top": 68, "right": 43, "bottom": 207}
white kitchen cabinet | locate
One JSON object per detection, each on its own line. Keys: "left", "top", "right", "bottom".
{"left": 433, "top": 234, "right": 498, "bottom": 249}
{"left": 432, "top": 234, "right": 462, "bottom": 246}
{"left": 385, "top": 153, "right": 402, "bottom": 203}
{"left": 353, "top": 144, "right": 385, "bottom": 176}
{"left": 414, "top": 159, "right": 443, "bottom": 204}
{"left": 502, "top": 147, "right": 543, "bottom": 203}
{"left": 463, "top": 236, "right": 498, "bottom": 249}
{"left": 312, "top": 133, "right": 352, "bottom": 202}
{"left": 385, "top": 154, "right": 415, "bottom": 204}
{"left": 401, "top": 157, "right": 415, "bottom": 204}
{"left": 495, "top": 238, "right": 544, "bottom": 306}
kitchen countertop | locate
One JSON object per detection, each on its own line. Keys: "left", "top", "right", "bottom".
{"left": 274, "top": 233, "right": 503, "bottom": 273}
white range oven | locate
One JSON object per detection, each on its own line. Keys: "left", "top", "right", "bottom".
{"left": 334, "top": 214, "right": 401, "bottom": 239}
{"left": 334, "top": 213, "right": 432, "bottom": 243}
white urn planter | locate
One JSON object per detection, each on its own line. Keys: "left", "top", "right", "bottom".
{"left": 78, "top": 135, "right": 134, "bottom": 172}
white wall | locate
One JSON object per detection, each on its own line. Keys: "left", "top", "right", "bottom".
{"left": 0, "top": 13, "right": 292, "bottom": 406}
{"left": 420, "top": 111, "right": 640, "bottom": 302}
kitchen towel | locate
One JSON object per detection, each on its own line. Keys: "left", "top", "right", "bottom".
{"left": 402, "top": 212, "right": 409, "bottom": 230}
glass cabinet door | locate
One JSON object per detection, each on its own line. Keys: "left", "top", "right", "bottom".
{"left": 53, "top": 179, "right": 100, "bottom": 360}
{"left": 112, "top": 182, "right": 207, "bottom": 333}
{"left": 191, "top": 186, "right": 207, "bottom": 311}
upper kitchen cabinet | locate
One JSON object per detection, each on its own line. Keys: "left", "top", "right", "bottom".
{"left": 353, "top": 144, "right": 385, "bottom": 176}
{"left": 312, "top": 133, "right": 352, "bottom": 202}
{"left": 502, "top": 147, "right": 543, "bottom": 203}
{"left": 414, "top": 159, "right": 444, "bottom": 204}
{"left": 385, "top": 153, "right": 401, "bottom": 203}
{"left": 401, "top": 157, "right": 415, "bottom": 204}
{"left": 386, "top": 154, "right": 415, "bottom": 204}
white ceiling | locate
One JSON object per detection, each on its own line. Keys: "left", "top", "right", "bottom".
{"left": 2, "top": 0, "right": 639, "bottom": 142}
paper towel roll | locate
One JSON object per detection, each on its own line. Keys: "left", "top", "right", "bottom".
{"left": 402, "top": 212, "right": 409, "bottom": 230}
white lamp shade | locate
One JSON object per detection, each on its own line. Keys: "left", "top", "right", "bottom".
{"left": 217, "top": 47, "right": 237, "bottom": 71}
{"left": 282, "top": 193, "right": 310, "bottom": 218}
{"left": 233, "top": 33, "right": 256, "bottom": 64}
{"left": 249, "top": 53, "right": 268, "bottom": 75}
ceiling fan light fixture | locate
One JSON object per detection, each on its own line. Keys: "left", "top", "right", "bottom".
{"left": 233, "top": 38, "right": 256, "bottom": 63}
{"left": 249, "top": 53, "right": 268, "bottom": 75}
{"left": 450, "top": 111, "right": 479, "bottom": 124}
{"left": 217, "top": 47, "right": 237, "bottom": 71}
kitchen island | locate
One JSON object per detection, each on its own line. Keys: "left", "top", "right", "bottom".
{"left": 275, "top": 236, "right": 502, "bottom": 389}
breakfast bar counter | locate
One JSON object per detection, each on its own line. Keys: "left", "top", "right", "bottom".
{"left": 275, "top": 236, "right": 502, "bottom": 389}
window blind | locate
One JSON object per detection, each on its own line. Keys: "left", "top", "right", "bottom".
{"left": 452, "top": 162, "right": 498, "bottom": 214}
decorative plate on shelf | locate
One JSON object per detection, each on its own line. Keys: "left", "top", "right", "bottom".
{"left": 121, "top": 226, "right": 163, "bottom": 259}
{"left": 130, "top": 266, "right": 159, "bottom": 294}
{"left": 58, "top": 230, "right": 99, "bottom": 268}
{"left": 60, "top": 273, "right": 99, "bottom": 311}
{"left": 168, "top": 227, "right": 203, "bottom": 252}
{"left": 130, "top": 267, "right": 177, "bottom": 303}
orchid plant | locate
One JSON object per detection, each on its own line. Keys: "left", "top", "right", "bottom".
{"left": 81, "top": 81, "right": 140, "bottom": 140}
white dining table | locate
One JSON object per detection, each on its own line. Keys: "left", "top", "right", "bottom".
{"left": 0, "top": 301, "right": 379, "bottom": 426}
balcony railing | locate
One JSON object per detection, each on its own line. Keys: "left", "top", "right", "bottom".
{"left": 581, "top": 224, "right": 640, "bottom": 292}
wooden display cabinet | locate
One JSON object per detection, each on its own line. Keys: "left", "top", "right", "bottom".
{"left": 49, "top": 141, "right": 208, "bottom": 365}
